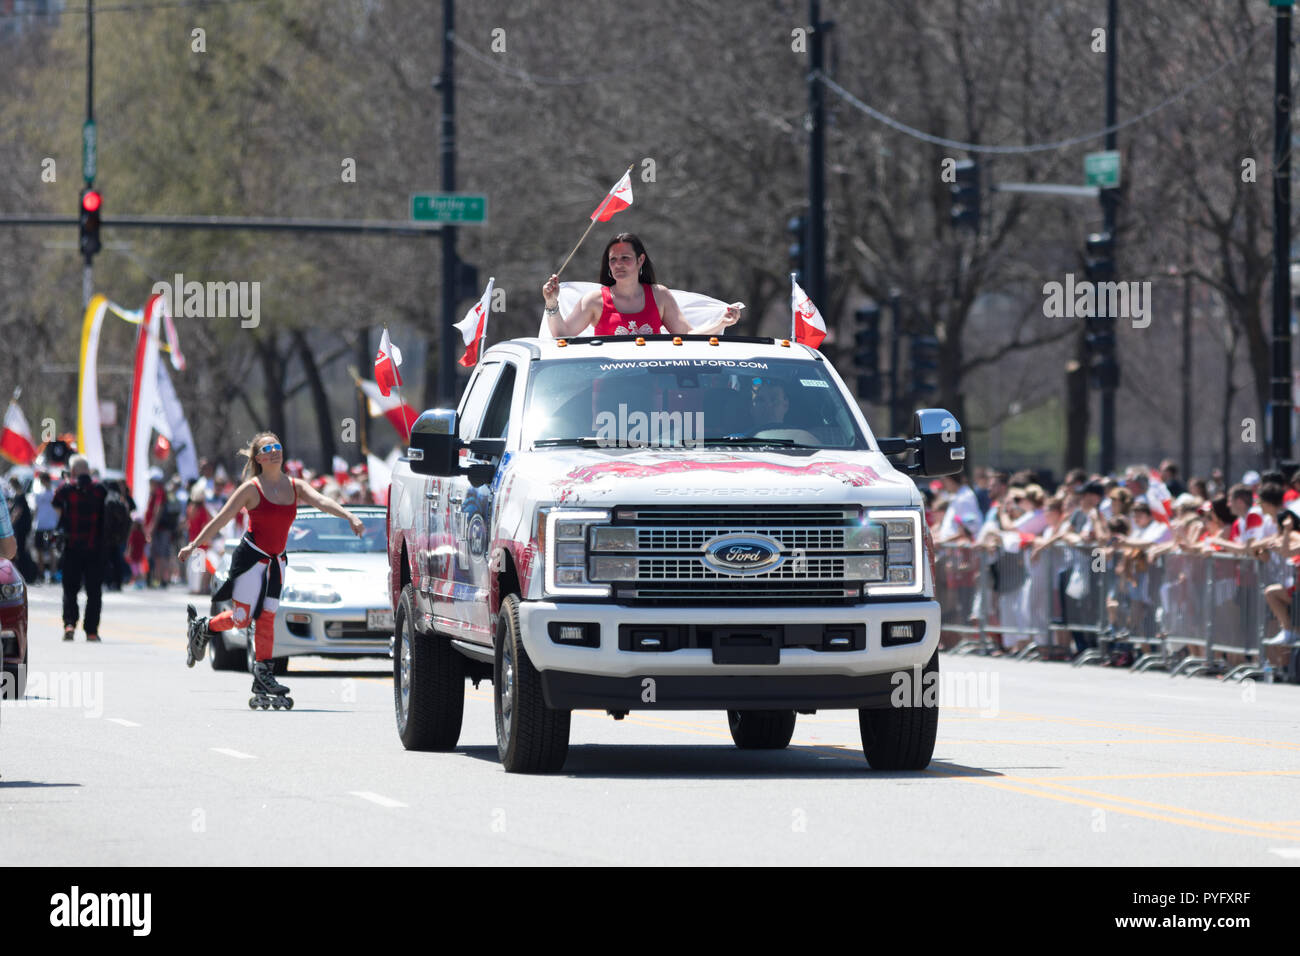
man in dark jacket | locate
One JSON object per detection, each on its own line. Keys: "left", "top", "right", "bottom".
{"left": 52, "top": 456, "right": 108, "bottom": 641}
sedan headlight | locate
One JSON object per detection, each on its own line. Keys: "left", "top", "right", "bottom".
{"left": 281, "top": 584, "right": 342, "bottom": 604}
{"left": 0, "top": 581, "right": 24, "bottom": 601}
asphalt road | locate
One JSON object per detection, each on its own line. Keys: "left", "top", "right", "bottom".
{"left": 4, "top": 582, "right": 1300, "bottom": 866}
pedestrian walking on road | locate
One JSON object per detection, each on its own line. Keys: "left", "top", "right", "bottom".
{"left": 52, "top": 455, "right": 108, "bottom": 642}
{"left": 6, "top": 476, "right": 37, "bottom": 581}
{"left": 31, "top": 469, "right": 60, "bottom": 584}
{"left": 178, "top": 432, "right": 366, "bottom": 706}
{"left": 145, "top": 468, "right": 177, "bottom": 588}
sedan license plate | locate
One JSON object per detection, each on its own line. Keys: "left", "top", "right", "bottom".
{"left": 367, "top": 609, "right": 394, "bottom": 632}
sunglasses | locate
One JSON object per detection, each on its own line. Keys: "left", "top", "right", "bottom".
{"left": 258, "top": 443, "right": 282, "bottom": 454}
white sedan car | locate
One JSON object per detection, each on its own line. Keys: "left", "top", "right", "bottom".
{"left": 207, "top": 506, "right": 390, "bottom": 673}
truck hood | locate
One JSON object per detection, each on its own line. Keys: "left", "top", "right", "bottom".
{"left": 506, "top": 447, "right": 920, "bottom": 508}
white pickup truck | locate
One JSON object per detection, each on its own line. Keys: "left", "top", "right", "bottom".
{"left": 386, "top": 333, "right": 964, "bottom": 773}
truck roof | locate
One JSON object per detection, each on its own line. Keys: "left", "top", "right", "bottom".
{"left": 485, "top": 334, "right": 826, "bottom": 363}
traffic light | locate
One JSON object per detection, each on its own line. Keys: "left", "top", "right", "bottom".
{"left": 79, "top": 188, "right": 102, "bottom": 259}
{"left": 1084, "top": 231, "right": 1115, "bottom": 282}
{"left": 1084, "top": 311, "right": 1119, "bottom": 391}
{"left": 909, "top": 334, "right": 940, "bottom": 398}
{"left": 853, "top": 304, "right": 882, "bottom": 401}
{"left": 949, "top": 160, "right": 980, "bottom": 232}
{"left": 787, "top": 215, "right": 805, "bottom": 284}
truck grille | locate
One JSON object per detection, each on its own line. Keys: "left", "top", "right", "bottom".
{"left": 638, "top": 557, "right": 845, "bottom": 579}
{"left": 601, "top": 505, "right": 877, "bottom": 606}
{"left": 637, "top": 528, "right": 845, "bottom": 551}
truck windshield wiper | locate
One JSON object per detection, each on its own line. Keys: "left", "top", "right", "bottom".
{"left": 700, "top": 436, "right": 819, "bottom": 448}
{"left": 532, "top": 437, "right": 606, "bottom": 447}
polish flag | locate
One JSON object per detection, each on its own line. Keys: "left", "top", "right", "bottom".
{"left": 1146, "top": 471, "right": 1174, "bottom": 522}
{"left": 359, "top": 379, "right": 418, "bottom": 437}
{"left": 790, "top": 277, "right": 827, "bottom": 349}
{"left": 374, "top": 328, "right": 403, "bottom": 397}
{"left": 590, "top": 169, "right": 633, "bottom": 222}
{"left": 454, "top": 277, "right": 496, "bottom": 368}
{"left": 1, "top": 400, "right": 36, "bottom": 465}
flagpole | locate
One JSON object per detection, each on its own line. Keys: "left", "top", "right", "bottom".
{"left": 789, "top": 273, "right": 797, "bottom": 340}
{"left": 555, "top": 218, "right": 600, "bottom": 279}
{"left": 555, "top": 164, "right": 634, "bottom": 279}
{"left": 393, "top": 384, "right": 411, "bottom": 443}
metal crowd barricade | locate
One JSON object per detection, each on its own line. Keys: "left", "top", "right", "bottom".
{"left": 1167, "top": 552, "right": 1277, "bottom": 680}
{"left": 932, "top": 542, "right": 987, "bottom": 653}
{"left": 932, "top": 538, "right": 1288, "bottom": 680}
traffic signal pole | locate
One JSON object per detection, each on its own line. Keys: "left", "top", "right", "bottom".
{"left": 1272, "top": 0, "right": 1293, "bottom": 466}
{"left": 83, "top": 0, "right": 94, "bottom": 307}
{"left": 1098, "top": 0, "right": 1118, "bottom": 475}
{"left": 806, "top": 0, "right": 828, "bottom": 312}
{"left": 436, "top": 0, "right": 459, "bottom": 409}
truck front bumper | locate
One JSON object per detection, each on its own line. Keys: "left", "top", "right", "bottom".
{"left": 517, "top": 599, "right": 941, "bottom": 711}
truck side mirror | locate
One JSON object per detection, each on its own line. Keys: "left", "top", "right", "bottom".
{"left": 912, "top": 408, "right": 964, "bottom": 477}
{"left": 407, "top": 409, "right": 458, "bottom": 477}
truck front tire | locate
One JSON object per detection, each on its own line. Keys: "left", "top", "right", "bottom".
{"left": 727, "top": 710, "right": 796, "bottom": 749}
{"left": 495, "top": 595, "right": 570, "bottom": 773}
{"left": 859, "top": 650, "right": 939, "bottom": 770}
{"left": 394, "top": 584, "right": 464, "bottom": 751}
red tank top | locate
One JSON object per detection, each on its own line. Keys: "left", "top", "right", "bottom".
{"left": 594, "top": 284, "right": 663, "bottom": 336}
{"left": 248, "top": 476, "right": 298, "bottom": 555}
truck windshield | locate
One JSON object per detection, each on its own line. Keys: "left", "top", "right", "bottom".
{"left": 524, "top": 357, "right": 870, "bottom": 450}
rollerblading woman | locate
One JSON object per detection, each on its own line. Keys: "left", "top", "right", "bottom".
{"left": 178, "top": 432, "right": 365, "bottom": 706}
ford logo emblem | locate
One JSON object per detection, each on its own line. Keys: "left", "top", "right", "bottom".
{"left": 702, "top": 534, "right": 783, "bottom": 576}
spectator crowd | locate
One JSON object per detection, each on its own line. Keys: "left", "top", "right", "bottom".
{"left": 925, "top": 459, "right": 1300, "bottom": 672}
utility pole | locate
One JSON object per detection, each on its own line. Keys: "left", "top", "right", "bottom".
{"left": 1098, "top": 0, "right": 1118, "bottom": 476}
{"left": 1272, "top": 0, "right": 1293, "bottom": 466}
{"left": 432, "top": 0, "right": 460, "bottom": 410}
{"left": 806, "top": 0, "right": 830, "bottom": 311}
{"left": 1181, "top": 272, "right": 1192, "bottom": 476}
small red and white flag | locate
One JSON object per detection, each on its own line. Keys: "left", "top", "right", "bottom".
{"left": 590, "top": 169, "right": 633, "bottom": 222}
{"left": 374, "top": 328, "right": 403, "bottom": 397}
{"left": 790, "top": 275, "right": 827, "bottom": 349}
{"left": 1146, "top": 471, "right": 1174, "bottom": 522}
{"left": 454, "top": 277, "right": 496, "bottom": 368}
{"left": 359, "top": 379, "right": 419, "bottom": 437}
{"left": 1, "top": 398, "right": 36, "bottom": 466}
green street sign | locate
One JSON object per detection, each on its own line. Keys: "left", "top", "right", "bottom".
{"left": 82, "top": 120, "right": 97, "bottom": 184}
{"left": 1084, "top": 150, "right": 1120, "bottom": 189}
{"left": 410, "top": 193, "right": 487, "bottom": 224}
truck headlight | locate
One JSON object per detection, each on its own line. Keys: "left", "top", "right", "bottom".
{"left": 865, "top": 509, "right": 922, "bottom": 596}
{"left": 541, "top": 509, "right": 610, "bottom": 598}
